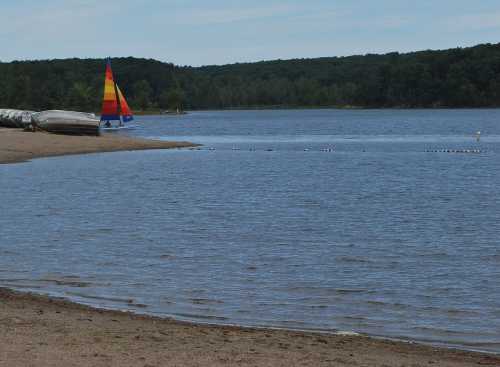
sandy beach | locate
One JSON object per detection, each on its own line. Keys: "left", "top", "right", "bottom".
{"left": 0, "top": 128, "right": 195, "bottom": 164}
{"left": 1, "top": 288, "right": 498, "bottom": 367}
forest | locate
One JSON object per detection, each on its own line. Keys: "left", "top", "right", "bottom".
{"left": 0, "top": 42, "right": 499, "bottom": 112}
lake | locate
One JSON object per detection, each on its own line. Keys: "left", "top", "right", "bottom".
{"left": 1, "top": 109, "right": 499, "bottom": 353}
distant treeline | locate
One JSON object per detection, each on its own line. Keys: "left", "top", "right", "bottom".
{"left": 1, "top": 42, "right": 500, "bottom": 112}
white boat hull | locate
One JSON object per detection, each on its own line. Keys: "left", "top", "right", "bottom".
{"left": 32, "top": 110, "right": 100, "bottom": 136}
{"left": 100, "top": 124, "right": 137, "bottom": 132}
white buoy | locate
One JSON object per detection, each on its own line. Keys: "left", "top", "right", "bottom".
{"left": 476, "top": 131, "right": 481, "bottom": 142}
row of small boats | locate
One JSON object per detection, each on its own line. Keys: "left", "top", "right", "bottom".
{"left": 0, "top": 109, "right": 101, "bottom": 135}
{"left": 0, "top": 59, "right": 135, "bottom": 136}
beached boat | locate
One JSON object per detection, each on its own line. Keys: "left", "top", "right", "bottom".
{"left": 100, "top": 58, "right": 135, "bottom": 131}
{"left": 0, "top": 108, "right": 100, "bottom": 135}
{"left": 0, "top": 109, "right": 35, "bottom": 128}
{"left": 32, "top": 110, "right": 100, "bottom": 136}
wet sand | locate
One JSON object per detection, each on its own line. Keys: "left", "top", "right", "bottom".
{"left": 0, "top": 288, "right": 498, "bottom": 367}
{"left": 0, "top": 128, "right": 195, "bottom": 164}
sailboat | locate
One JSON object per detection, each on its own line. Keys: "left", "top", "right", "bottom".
{"left": 100, "top": 58, "right": 135, "bottom": 131}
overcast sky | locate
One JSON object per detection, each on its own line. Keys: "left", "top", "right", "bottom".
{"left": 1, "top": 0, "right": 500, "bottom": 66}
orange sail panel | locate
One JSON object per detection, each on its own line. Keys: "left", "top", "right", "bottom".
{"left": 117, "top": 85, "right": 134, "bottom": 122}
{"left": 100, "top": 59, "right": 120, "bottom": 121}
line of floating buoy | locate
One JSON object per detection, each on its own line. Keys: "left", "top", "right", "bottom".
{"left": 425, "top": 149, "right": 483, "bottom": 154}
{"left": 188, "top": 147, "right": 483, "bottom": 154}
{"left": 189, "top": 147, "right": 336, "bottom": 152}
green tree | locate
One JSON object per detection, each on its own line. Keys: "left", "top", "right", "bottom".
{"left": 2, "top": 43, "right": 500, "bottom": 111}
{"left": 67, "top": 82, "right": 93, "bottom": 111}
{"left": 132, "top": 80, "right": 152, "bottom": 110}
{"left": 159, "top": 88, "right": 185, "bottom": 111}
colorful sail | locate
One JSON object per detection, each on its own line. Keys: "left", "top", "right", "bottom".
{"left": 100, "top": 59, "right": 120, "bottom": 122}
{"left": 117, "top": 85, "right": 134, "bottom": 122}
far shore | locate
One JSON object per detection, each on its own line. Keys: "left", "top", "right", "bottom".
{"left": 128, "top": 106, "right": 500, "bottom": 115}
{"left": 1, "top": 288, "right": 499, "bottom": 367}
{"left": 0, "top": 128, "right": 196, "bottom": 164}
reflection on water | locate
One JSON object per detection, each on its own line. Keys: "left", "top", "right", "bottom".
{"left": 1, "top": 109, "right": 500, "bottom": 353}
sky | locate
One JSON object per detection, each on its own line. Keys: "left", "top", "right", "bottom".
{"left": 1, "top": 0, "right": 500, "bottom": 66}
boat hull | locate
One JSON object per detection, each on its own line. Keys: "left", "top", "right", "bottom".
{"left": 37, "top": 122, "right": 100, "bottom": 136}
{"left": 100, "top": 124, "right": 137, "bottom": 132}
{"left": 33, "top": 110, "right": 100, "bottom": 136}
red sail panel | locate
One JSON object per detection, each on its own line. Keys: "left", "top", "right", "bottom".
{"left": 117, "top": 85, "right": 134, "bottom": 122}
{"left": 100, "top": 59, "right": 120, "bottom": 121}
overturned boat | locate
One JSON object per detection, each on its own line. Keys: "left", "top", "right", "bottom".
{"left": 32, "top": 110, "right": 100, "bottom": 136}
{"left": 0, "top": 109, "right": 35, "bottom": 128}
{"left": 0, "top": 109, "right": 100, "bottom": 135}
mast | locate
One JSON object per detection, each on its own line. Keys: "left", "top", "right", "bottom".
{"left": 111, "top": 60, "right": 123, "bottom": 127}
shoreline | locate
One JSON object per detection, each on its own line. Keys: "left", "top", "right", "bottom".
{"left": 4, "top": 287, "right": 496, "bottom": 356}
{"left": 130, "top": 106, "right": 500, "bottom": 115}
{"left": 1, "top": 287, "right": 499, "bottom": 366}
{"left": 0, "top": 128, "right": 196, "bottom": 164}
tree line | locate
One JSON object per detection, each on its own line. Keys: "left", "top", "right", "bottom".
{"left": 1, "top": 42, "right": 499, "bottom": 112}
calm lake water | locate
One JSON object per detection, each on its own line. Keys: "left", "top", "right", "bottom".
{"left": 1, "top": 109, "right": 500, "bottom": 353}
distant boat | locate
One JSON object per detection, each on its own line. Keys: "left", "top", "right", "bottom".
{"left": 160, "top": 108, "right": 187, "bottom": 116}
{"left": 100, "top": 58, "right": 135, "bottom": 131}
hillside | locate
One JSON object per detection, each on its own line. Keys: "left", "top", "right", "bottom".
{"left": 1, "top": 43, "right": 500, "bottom": 111}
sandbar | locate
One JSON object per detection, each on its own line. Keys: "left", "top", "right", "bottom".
{"left": 0, "top": 128, "right": 195, "bottom": 164}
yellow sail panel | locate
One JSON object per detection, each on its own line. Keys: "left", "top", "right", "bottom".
{"left": 100, "top": 59, "right": 120, "bottom": 121}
